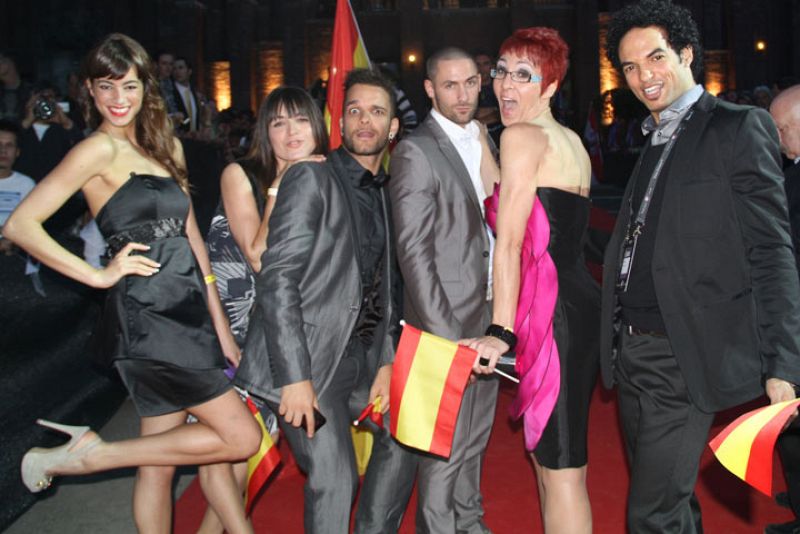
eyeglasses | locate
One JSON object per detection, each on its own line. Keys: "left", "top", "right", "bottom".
{"left": 490, "top": 67, "right": 542, "bottom": 84}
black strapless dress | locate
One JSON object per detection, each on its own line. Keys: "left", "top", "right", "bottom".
{"left": 533, "top": 187, "right": 601, "bottom": 469}
{"left": 93, "top": 173, "right": 231, "bottom": 417}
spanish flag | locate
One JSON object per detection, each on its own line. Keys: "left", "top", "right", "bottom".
{"left": 324, "top": 0, "right": 370, "bottom": 149}
{"left": 244, "top": 396, "right": 281, "bottom": 514}
{"left": 390, "top": 323, "right": 476, "bottom": 458}
{"left": 709, "top": 399, "right": 800, "bottom": 495}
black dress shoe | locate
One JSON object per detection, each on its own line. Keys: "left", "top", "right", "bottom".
{"left": 764, "top": 518, "right": 800, "bottom": 534}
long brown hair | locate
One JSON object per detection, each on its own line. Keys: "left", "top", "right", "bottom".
{"left": 81, "top": 33, "right": 187, "bottom": 187}
{"left": 245, "top": 86, "right": 328, "bottom": 194}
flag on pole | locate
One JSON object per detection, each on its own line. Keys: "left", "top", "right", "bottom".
{"left": 244, "top": 396, "right": 281, "bottom": 514}
{"left": 708, "top": 399, "right": 800, "bottom": 495}
{"left": 324, "top": 0, "right": 371, "bottom": 149}
{"left": 390, "top": 323, "right": 476, "bottom": 458}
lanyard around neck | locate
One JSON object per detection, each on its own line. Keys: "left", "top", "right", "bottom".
{"left": 629, "top": 110, "right": 694, "bottom": 235}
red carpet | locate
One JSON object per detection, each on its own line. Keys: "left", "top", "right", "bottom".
{"left": 174, "top": 382, "right": 793, "bottom": 533}
{"left": 175, "top": 207, "right": 791, "bottom": 531}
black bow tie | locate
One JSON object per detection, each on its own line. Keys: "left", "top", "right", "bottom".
{"left": 359, "top": 171, "right": 388, "bottom": 189}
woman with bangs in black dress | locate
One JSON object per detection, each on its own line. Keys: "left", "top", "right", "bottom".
{"left": 5, "top": 33, "right": 259, "bottom": 534}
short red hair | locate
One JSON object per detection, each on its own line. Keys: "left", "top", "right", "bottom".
{"left": 498, "top": 27, "right": 569, "bottom": 91}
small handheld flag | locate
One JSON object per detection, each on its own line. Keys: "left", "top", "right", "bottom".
{"left": 390, "top": 323, "right": 475, "bottom": 458}
{"left": 709, "top": 399, "right": 800, "bottom": 495}
{"left": 354, "top": 395, "right": 383, "bottom": 428}
{"left": 244, "top": 396, "right": 281, "bottom": 514}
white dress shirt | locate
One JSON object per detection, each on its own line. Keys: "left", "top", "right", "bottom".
{"left": 430, "top": 109, "right": 495, "bottom": 299}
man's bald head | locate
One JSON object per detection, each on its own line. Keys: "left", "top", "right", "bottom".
{"left": 770, "top": 85, "right": 800, "bottom": 161}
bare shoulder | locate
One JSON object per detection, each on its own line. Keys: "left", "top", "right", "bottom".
{"left": 560, "top": 124, "right": 583, "bottom": 145}
{"left": 52, "top": 132, "right": 118, "bottom": 182}
{"left": 500, "top": 123, "right": 547, "bottom": 152}
{"left": 170, "top": 136, "right": 186, "bottom": 166}
{"left": 77, "top": 132, "right": 118, "bottom": 167}
{"left": 220, "top": 161, "right": 250, "bottom": 189}
{"left": 500, "top": 123, "right": 548, "bottom": 166}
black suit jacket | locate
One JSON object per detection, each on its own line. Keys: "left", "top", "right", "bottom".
{"left": 171, "top": 82, "right": 200, "bottom": 132}
{"left": 784, "top": 161, "right": 800, "bottom": 276}
{"left": 600, "top": 92, "right": 800, "bottom": 412}
{"left": 235, "top": 149, "right": 399, "bottom": 403}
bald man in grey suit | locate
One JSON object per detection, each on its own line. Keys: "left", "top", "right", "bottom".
{"left": 359, "top": 47, "right": 498, "bottom": 534}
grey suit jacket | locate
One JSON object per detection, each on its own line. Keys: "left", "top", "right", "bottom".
{"left": 235, "top": 149, "right": 398, "bottom": 403}
{"left": 388, "top": 114, "right": 491, "bottom": 340}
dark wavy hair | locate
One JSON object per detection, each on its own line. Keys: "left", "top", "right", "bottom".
{"left": 81, "top": 33, "right": 186, "bottom": 187}
{"left": 498, "top": 27, "right": 570, "bottom": 92}
{"left": 245, "top": 86, "right": 328, "bottom": 194}
{"left": 606, "top": 0, "right": 703, "bottom": 81}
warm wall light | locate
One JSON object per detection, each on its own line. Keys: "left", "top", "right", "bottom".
{"left": 704, "top": 50, "right": 731, "bottom": 97}
{"left": 755, "top": 39, "right": 767, "bottom": 52}
{"left": 210, "top": 61, "right": 231, "bottom": 111}
{"left": 258, "top": 43, "right": 284, "bottom": 103}
{"left": 598, "top": 12, "right": 622, "bottom": 122}
{"left": 407, "top": 53, "right": 417, "bottom": 64}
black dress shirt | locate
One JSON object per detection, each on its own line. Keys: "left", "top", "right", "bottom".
{"left": 333, "top": 149, "right": 387, "bottom": 345}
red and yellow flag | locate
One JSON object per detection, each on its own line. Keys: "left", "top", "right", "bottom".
{"left": 244, "top": 396, "right": 281, "bottom": 514}
{"left": 324, "top": 0, "right": 371, "bottom": 149}
{"left": 390, "top": 324, "right": 476, "bottom": 458}
{"left": 709, "top": 399, "right": 800, "bottom": 495}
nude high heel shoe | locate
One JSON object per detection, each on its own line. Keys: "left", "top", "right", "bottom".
{"left": 21, "top": 419, "right": 100, "bottom": 493}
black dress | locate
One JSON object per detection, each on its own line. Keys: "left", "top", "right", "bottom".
{"left": 93, "top": 173, "right": 231, "bottom": 417}
{"left": 534, "top": 187, "right": 601, "bottom": 469}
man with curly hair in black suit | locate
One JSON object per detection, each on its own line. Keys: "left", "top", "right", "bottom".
{"left": 601, "top": 1, "right": 800, "bottom": 532}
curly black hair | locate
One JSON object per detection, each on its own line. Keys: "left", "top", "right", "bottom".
{"left": 606, "top": 0, "right": 703, "bottom": 81}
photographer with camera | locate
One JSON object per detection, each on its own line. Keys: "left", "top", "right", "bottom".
{"left": 15, "top": 82, "right": 85, "bottom": 239}
{"left": 17, "top": 82, "right": 82, "bottom": 182}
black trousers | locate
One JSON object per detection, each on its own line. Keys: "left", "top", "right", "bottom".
{"left": 615, "top": 329, "right": 715, "bottom": 534}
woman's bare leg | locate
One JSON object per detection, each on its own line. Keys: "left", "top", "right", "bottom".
{"left": 49, "top": 390, "right": 260, "bottom": 475}
{"left": 196, "top": 462, "right": 250, "bottom": 534}
{"left": 532, "top": 456, "right": 592, "bottom": 534}
{"left": 132, "top": 412, "right": 184, "bottom": 534}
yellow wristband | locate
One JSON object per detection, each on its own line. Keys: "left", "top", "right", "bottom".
{"left": 204, "top": 274, "right": 217, "bottom": 285}
{"left": 267, "top": 187, "right": 279, "bottom": 197}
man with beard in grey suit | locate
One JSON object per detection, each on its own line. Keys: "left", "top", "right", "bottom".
{"left": 359, "top": 47, "right": 498, "bottom": 534}
{"left": 235, "top": 69, "right": 400, "bottom": 534}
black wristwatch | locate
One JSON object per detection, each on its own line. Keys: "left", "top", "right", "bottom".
{"left": 485, "top": 324, "right": 517, "bottom": 351}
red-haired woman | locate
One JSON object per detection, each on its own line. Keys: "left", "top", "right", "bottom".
{"left": 465, "top": 27, "right": 599, "bottom": 533}
{"left": 5, "top": 33, "right": 260, "bottom": 533}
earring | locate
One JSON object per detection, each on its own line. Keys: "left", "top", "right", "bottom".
{"left": 388, "top": 133, "right": 395, "bottom": 141}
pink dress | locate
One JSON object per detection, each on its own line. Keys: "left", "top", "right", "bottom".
{"left": 485, "top": 185, "right": 560, "bottom": 450}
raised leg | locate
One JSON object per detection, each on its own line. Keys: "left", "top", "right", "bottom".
{"left": 23, "top": 389, "right": 260, "bottom": 489}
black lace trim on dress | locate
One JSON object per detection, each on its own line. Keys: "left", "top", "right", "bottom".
{"left": 106, "top": 217, "right": 186, "bottom": 257}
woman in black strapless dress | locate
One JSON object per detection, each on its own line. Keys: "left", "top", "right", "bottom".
{"left": 5, "top": 34, "right": 259, "bottom": 533}
{"left": 468, "top": 28, "right": 599, "bottom": 533}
